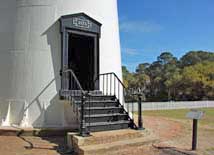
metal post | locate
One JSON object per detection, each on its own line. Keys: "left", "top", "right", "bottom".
{"left": 192, "top": 119, "right": 198, "bottom": 150}
{"left": 80, "top": 93, "right": 90, "bottom": 137}
{"left": 138, "top": 95, "right": 144, "bottom": 130}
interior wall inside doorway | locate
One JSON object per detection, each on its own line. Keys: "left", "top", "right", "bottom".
{"left": 68, "top": 33, "right": 95, "bottom": 90}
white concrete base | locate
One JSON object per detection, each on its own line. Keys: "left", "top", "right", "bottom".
{"left": 0, "top": 98, "right": 79, "bottom": 128}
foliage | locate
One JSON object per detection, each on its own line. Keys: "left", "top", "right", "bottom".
{"left": 180, "top": 51, "right": 214, "bottom": 67}
{"left": 123, "top": 51, "right": 214, "bottom": 101}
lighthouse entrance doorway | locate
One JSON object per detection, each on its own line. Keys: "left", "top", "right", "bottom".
{"left": 60, "top": 13, "right": 101, "bottom": 92}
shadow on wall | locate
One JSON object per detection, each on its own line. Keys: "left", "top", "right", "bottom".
{"left": 32, "top": 94, "right": 79, "bottom": 129}
{"left": 0, "top": 18, "right": 79, "bottom": 129}
{"left": 28, "top": 19, "right": 78, "bottom": 128}
{"left": 32, "top": 94, "right": 62, "bottom": 127}
{"left": 42, "top": 19, "right": 61, "bottom": 91}
{"left": 0, "top": 80, "right": 62, "bottom": 127}
{"left": 0, "top": 19, "right": 79, "bottom": 128}
{"left": 29, "top": 19, "right": 63, "bottom": 127}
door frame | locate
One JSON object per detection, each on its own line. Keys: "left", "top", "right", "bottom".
{"left": 60, "top": 13, "right": 101, "bottom": 91}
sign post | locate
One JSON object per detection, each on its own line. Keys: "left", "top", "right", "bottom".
{"left": 192, "top": 119, "right": 198, "bottom": 150}
{"left": 131, "top": 89, "right": 145, "bottom": 130}
{"left": 186, "top": 110, "right": 204, "bottom": 150}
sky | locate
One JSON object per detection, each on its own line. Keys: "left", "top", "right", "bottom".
{"left": 118, "top": 0, "right": 214, "bottom": 72}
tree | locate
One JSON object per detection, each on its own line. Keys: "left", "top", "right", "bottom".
{"left": 158, "top": 52, "right": 177, "bottom": 65}
{"left": 122, "top": 51, "right": 214, "bottom": 101}
{"left": 180, "top": 51, "right": 214, "bottom": 67}
{"left": 181, "top": 61, "right": 214, "bottom": 100}
{"left": 122, "top": 66, "right": 133, "bottom": 88}
{"left": 136, "top": 63, "right": 150, "bottom": 74}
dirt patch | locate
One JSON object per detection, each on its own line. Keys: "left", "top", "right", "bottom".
{"left": 143, "top": 116, "right": 184, "bottom": 141}
{"left": 138, "top": 115, "right": 214, "bottom": 155}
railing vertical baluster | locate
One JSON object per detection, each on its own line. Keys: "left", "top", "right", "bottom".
{"left": 126, "top": 89, "right": 129, "bottom": 114}
{"left": 118, "top": 80, "right": 120, "bottom": 104}
{"left": 106, "top": 74, "right": 108, "bottom": 95}
{"left": 72, "top": 76, "right": 74, "bottom": 89}
{"left": 93, "top": 72, "right": 136, "bottom": 129}
{"left": 103, "top": 75, "right": 104, "bottom": 95}
{"left": 110, "top": 74, "right": 112, "bottom": 95}
{"left": 114, "top": 76, "right": 116, "bottom": 96}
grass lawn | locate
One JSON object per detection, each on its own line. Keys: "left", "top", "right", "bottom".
{"left": 142, "top": 108, "right": 214, "bottom": 127}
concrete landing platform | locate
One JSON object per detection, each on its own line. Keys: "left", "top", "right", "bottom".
{"left": 67, "top": 129, "right": 157, "bottom": 155}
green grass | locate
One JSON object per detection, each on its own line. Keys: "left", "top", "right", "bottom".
{"left": 142, "top": 108, "right": 214, "bottom": 127}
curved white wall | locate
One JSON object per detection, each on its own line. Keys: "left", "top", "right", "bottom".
{"left": 0, "top": 0, "right": 16, "bottom": 124}
{"left": 0, "top": 0, "right": 122, "bottom": 128}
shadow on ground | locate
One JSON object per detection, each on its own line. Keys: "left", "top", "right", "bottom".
{"left": 18, "top": 136, "right": 73, "bottom": 155}
{"left": 153, "top": 145, "right": 197, "bottom": 155}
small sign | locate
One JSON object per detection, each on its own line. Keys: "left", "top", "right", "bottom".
{"left": 73, "top": 17, "right": 92, "bottom": 29}
{"left": 186, "top": 110, "right": 204, "bottom": 120}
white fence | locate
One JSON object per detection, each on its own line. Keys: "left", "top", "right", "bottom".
{"left": 125, "top": 101, "right": 214, "bottom": 111}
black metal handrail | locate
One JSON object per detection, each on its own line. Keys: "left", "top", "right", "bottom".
{"left": 98, "top": 72, "right": 126, "bottom": 88}
{"left": 61, "top": 69, "right": 90, "bottom": 137}
{"left": 94, "top": 72, "right": 135, "bottom": 122}
{"left": 61, "top": 69, "right": 84, "bottom": 93}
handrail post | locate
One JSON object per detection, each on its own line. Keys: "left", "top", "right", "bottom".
{"left": 80, "top": 93, "right": 90, "bottom": 137}
{"left": 137, "top": 94, "right": 145, "bottom": 130}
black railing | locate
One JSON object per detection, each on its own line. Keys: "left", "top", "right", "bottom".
{"left": 60, "top": 70, "right": 140, "bottom": 135}
{"left": 60, "top": 69, "right": 90, "bottom": 137}
{"left": 94, "top": 72, "right": 135, "bottom": 125}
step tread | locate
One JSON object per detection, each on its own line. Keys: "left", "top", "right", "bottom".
{"left": 84, "top": 113, "right": 127, "bottom": 118}
{"left": 86, "top": 120, "right": 130, "bottom": 127}
{"left": 80, "top": 136, "right": 156, "bottom": 152}
{"left": 69, "top": 129, "right": 145, "bottom": 147}
{"left": 75, "top": 100, "right": 117, "bottom": 103}
{"left": 72, "top": 95, "right": 115, "bottom": 99}
{"left": 84, "top": 106, "right": 122, "bottom": 110}
{"left": 87, "top": 95, "right": 115, "bottom": 97}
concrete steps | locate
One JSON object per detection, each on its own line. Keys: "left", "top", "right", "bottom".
{"left": 67, "top": 129, "right": 157, "bottom": 155}
{"left": 79, "top": 137, "right": 155, "bottom": 155}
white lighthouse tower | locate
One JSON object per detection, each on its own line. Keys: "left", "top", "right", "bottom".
{"left": 0, "top": 0, "right": 132, "bottom": 131}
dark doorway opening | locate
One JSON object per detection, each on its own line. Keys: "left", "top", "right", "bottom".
{"left": 68, "top": 33, "right": 96, "bottom": 90}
